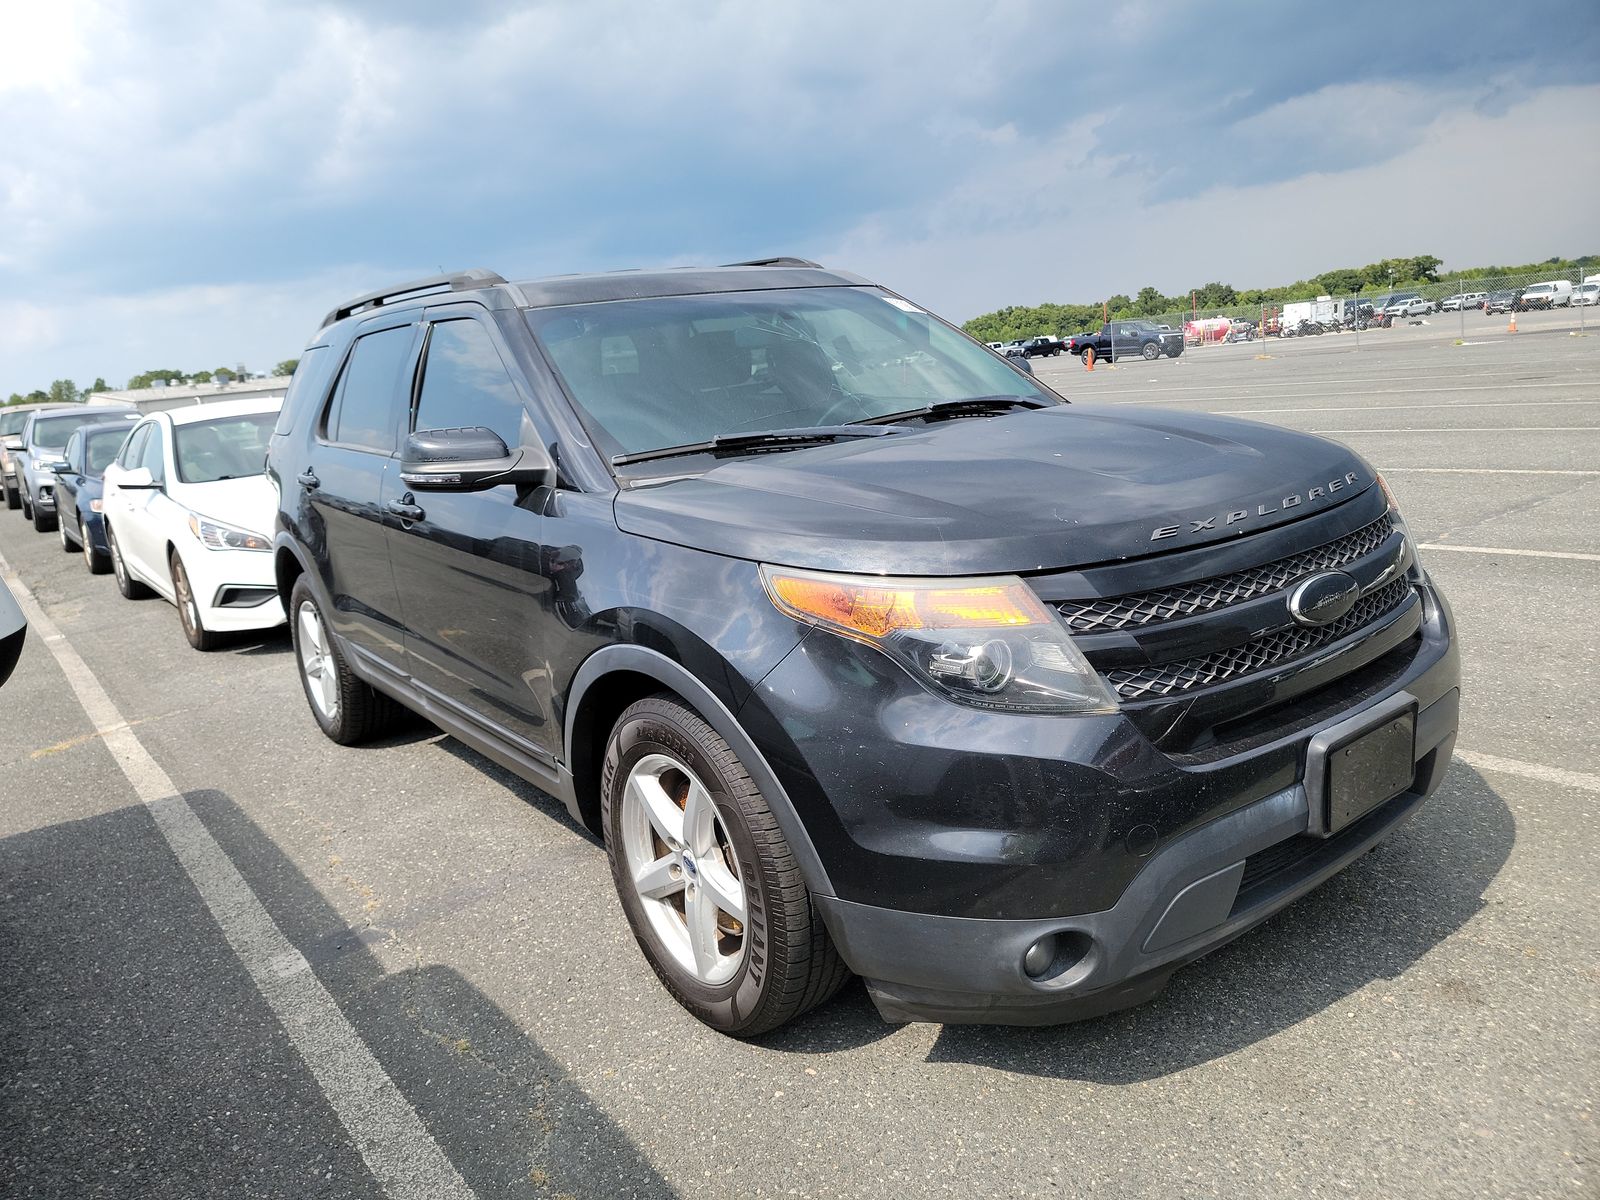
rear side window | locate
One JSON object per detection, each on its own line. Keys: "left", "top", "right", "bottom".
{"left": 413, "top": 320, "right": 528, "bottom": 447}
{"left": 63, "top": 433, "right": 81, "bottom": 470}
{"left": 85, "top": 428, "right": 129, "bottom": 475}
{"left": 274, "top": 345, "right": 331, "bottom": 437}
{"left": 326, "top": 327, "right": 414, "bottom": 453}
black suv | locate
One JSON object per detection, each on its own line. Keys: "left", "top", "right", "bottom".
{"left": 268, "top": 261, "right": 1459, "bottom": 1035}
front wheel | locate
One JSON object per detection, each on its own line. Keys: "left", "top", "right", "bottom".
{"left": 171, "top": 551, "right": 223, "bottom": 651}
{"left": 289, "top": 576, "right": 399, "bottom": 744}
{"left": 1141, "top": 341, "right": 1161, "bottom": 360}
{"left": 58, "top": 515, "right": 76, "bottom": 553}
{"left": 82, "top": 518, "right": 110, "bottom": 574}
{"left": 31, "top": 496, "right": 55, "bottom": 533}
{"left": 603, "top": 696, "right": 849, "bottom": 1036}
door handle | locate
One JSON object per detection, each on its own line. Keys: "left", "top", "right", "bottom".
{"left": 386, "top": 496, "right": 425, "bottom": 523}
{"left": 297, "top": 469, "right": 320, "bottom": 490}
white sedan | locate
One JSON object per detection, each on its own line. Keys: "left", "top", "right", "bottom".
{"left": 101, "top": 398, "right": 286, "bottom": 650}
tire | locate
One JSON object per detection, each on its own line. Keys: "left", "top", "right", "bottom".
{"left": 603, "top": 695, "right": 849, "bottom": 1037}
{"left": 171, "top": 551, "right": 223, "bottom": 651}
{"left": 289, "top": 575, "right": 399, "bottom": 744}
{"left": 32, "top": 498, "right": 56, "bottom": 533}
{"left": 1141, "top": 341, "right": 1160, "bottom": 361}
{"left": 21, "top": 491, "right": 32, "bottom": 521}
{"left": 82, "top": 518, "right": 110, "bottom": 575}
{"left": 1165, "top": 345, "right": 1183, "bottom": 358}
{"left": 58, "top": 513, "right": 76, "bottom": 553}
{"left": 106, "top": 522, "right": 153, "bottom": 599}
{"left": 3, "top": 481, "right": 18, "bottom": 511}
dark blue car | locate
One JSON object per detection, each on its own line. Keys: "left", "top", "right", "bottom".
{"left": 54, "top": 419, "right": 137, "bottom": 574}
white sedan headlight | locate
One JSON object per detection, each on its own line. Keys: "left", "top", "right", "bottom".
{"left": 188, "top": 513, "right": 271, "bottom": 552}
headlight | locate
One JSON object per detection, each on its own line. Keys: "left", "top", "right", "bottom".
{"left": 89, "top": 498, "right": 104, "bottom": 513}
{"left": 1376, "top": 473, "right": 1421, "bottom": 575}
{"left": 760, "top": 566, "right": 1117, "bottom": 714}
{"left": 187, "top": 512, "right": 271, "bottom": 552}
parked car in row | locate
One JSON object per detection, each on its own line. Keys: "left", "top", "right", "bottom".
{"left": 258, "top": 261, "right": 1456, "bottom": 1037}
{"left": 1385, "top": 296, "right": 1434, "bottom": 318}
{"left": 1066, "top": 320, "right": 1183, "bottom": 360}
{"left": 0, "top": 576, "right": 23, "bottom": 690}
{"left": 1484, "top": 290, "right": 1520, "bottom": 315}
{"left": 16, "top": 405, "right": 138, "bottom": 532}
{"left": 101, "top": 399, "right": 286, "bottom": 649}
{"left": 1017, "top": 336, "right": 1063, "bottom": 358}
{"left": 1516, "top": 281, "right": 1573, "bottom": 310}
{"left": 1439, "top": 292, "right": 1486, "bottom": 311}
{"left": 1574, "top": 282, "right": 1600, "bottom": 307}
{"left": 3, "top": 403, "right": 73, "bottom": 511}
{"left": 53, "top": 419, "right": 147, "bottom": 574}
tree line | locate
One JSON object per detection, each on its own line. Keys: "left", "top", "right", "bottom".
{"left": 4, "top": 360, "right": 300, "bottom": 407}
{"left": 962, "top": 253, "right": 1598, "bottom": 342}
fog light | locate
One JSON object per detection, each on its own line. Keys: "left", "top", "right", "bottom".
{"left": 1023, "top": 935, "right": 1057, "bottom": 979}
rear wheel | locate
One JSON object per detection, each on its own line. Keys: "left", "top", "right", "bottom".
{"left": 82, "top": 518, "right": 109, "bottom": 574}
{"left": 4, "top": 480, "right": 18, "bottom": 511}
{"left": 603, "top": 695, "right": 849, "bottom": 1036}
{"left": 106, "top": 523, "right": 152, "bottom": 599}
{"left": 171, "top": 551, "right": 222, "bottom": 651}
{"left": 289, "top": 576, "right": 399, "bottom": 744}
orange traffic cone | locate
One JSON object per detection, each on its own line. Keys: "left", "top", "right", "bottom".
{"left": 1084, "top": 346, "right": 1096, "bottom": 371}
{"left": 1507, "top": 312, "right": 1518, "bottom": 334}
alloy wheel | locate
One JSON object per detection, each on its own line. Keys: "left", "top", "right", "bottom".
{"left": 296, "top": 600, "right": 339, "bottom": 722}
{"left": 173, "top": 558, "right": 199, "bottom": 637}
{"left": 620, "top": 752, "right": 747, "bottom": 985}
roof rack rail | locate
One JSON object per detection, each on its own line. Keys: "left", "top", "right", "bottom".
{"left": 723, "top": 256, "right": 822, "bottom": 269}
{"left": 321, "top": 267, "right": 507, "bottom": 328}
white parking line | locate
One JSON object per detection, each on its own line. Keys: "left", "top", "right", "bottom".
{"left": 1456, "top": 750, "right": 1600, "bottom": 795}
{"left": 1311, "top": 427, "right": 1598, "bottom": 434}
{"left": 0, "top": 552, "right": 476, "bottom": 1200}
{"left": 1100, "top": 382, "right": 1598, "bottom": 406}
{"left": 1379, "top": 468, "right": 1600, "bottom": 476}
{"left": 1416, "top": 543, "right": 1600, "bottom": 563}
{"left": 1213, "top": 399, "right": 1600, "bottom": 416}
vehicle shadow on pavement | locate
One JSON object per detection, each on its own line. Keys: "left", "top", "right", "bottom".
{"left": 0, "top": 789, "right": 676, "bottom": 1199}
{"left": 187, "top": 786, "right": 674, "bottom": 1199}
{"left": 769, "top": 762, "right": 1515, "bottom": 1079}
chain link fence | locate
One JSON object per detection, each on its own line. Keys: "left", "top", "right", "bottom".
{"left": 1149, "top": 265, "right": 1597, "bottom": 348}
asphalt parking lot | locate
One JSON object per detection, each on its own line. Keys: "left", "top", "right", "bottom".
{"left": 3, "top": 317, "right": 1598, "bottom": 1198}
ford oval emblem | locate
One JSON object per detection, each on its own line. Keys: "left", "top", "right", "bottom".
{"left": 1287, "top": 571, "right": 1360, "bottom": 627}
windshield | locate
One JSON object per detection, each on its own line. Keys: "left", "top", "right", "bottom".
{"left": 84, "top": 428, "right": 130, "bottom": 476}
{"left": 30, "top": 413, "right": 90, "bottom": 452}
{"left": 526, "top": 286, "right": 1053, "bottom": 457}
{"left": 173, "top": 413, "right": 275, "bottom": 483}
{"left": 0, "top": 410, "right": 32, "bottom": 438}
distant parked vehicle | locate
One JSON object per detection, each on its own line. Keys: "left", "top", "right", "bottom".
{"left": 1572, "top": 282, "right": 1600, "bottom": 307}
{"left": 986, "top": 341, "right": 1004, "bottom": 351}
{"left": 1018, "top": 336, "right": 1062, "bottom": 358}
{"left": 2, "top": 403, "right": 75, "bottom": 511}
{"left": 1516, "top": 281, "right": 1573, "bottom": 310}
{"left": 53, "top": 419, "right": 139, "bottom": 574}
{"left": 101, "top": 399, "right": 286, "bottom": 650}
{"left": 1386, "top": 296, "right": 1434, "bottom": 318}
{"left": 16, "top": 405, "right": 138, "bottom": 532}
{"left": 1440, "top": 292, "right": 1486, "bottom": 311}
{"left": 1484, "top": 290, "right": 1520, "bottom": 315}
{"left": 1065, "top": 320, "right": 1183, "bottom": 360}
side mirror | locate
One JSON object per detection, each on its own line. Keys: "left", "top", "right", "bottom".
{"left": 119, "top": 466, "right": 160, "bottom": 490}
{"left": 399, "top": 427, "right": 552, "bottom": 492}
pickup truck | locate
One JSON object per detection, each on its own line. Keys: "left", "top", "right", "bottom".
{"left": 1063, "top": 320, "right": 1183, "bottom": 362}
{"left": 1017, "top": 336, "right": 1063, "bottom": 358}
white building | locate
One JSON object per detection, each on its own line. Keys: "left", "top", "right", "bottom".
{"left": 87, "top": 375, "right": 292, "bottom": 414}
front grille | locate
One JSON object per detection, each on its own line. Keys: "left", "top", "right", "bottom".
{"left": 1058, "top": 514, "right": 1394, "bottom": 633}
{"left": 1237, "top": 835, "right": 1320, "bottom": 894}
{"left": 1106, "top": 578, "right": 1413, "bottom": 701}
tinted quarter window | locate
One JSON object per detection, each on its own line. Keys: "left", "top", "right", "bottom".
{"left": 331, "top": 326, "right": 414, "bottom": 453}
{"left": 64, "top": 433, "right": 80, "bottom": 470}
{"left": 274, "top": 344, "right": 329, "bottom": 437}
{"left": 119, "top": 423, "right": 151, "bottom": 468}
{"left": 138, "top": 424, "right": 166, "bottom": 482}
{"left": 414, "top": 320, "right": 527, "bottom": 447}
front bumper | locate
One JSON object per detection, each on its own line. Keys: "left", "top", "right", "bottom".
{"left": 744, "top": 577, "right": 1459, "bottom": 1025}
{"left": 179, "top": 547, "right": 287, "bottom": 633}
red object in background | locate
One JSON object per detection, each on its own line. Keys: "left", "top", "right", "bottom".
{"left": 1183, "top": 316, "right": 1232, "bottom": 345}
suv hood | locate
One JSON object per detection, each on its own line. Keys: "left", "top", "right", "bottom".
{"left": 614, "top": 406, "right": 1376, "bottom": 575}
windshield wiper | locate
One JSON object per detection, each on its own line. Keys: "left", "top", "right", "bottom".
{"left": 611, "top": 424, "right": 909, "bottom": 466}
{"left": 852, "top": 395, "right": 1056, "bottom": 425}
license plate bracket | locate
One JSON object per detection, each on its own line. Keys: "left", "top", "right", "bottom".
{"left": 1323, "top": 711, "right": 1416, "bottom": 834}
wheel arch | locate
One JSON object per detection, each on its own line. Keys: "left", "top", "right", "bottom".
{"left": 564, "top": 643, "right": 835, "bottom": 898}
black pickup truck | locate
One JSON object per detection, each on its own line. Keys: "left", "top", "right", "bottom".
{"left": 1017, "top": 336, "right": 1063, "bottom": 358}
{"left": 1064, "top": 320, "right": 1184, "bottom": 362}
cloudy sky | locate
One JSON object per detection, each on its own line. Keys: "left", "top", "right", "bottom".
{"left": 3, "top": 0, "right": 1598, "bottom": 390}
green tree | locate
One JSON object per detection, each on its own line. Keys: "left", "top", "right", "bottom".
{"left": 273, "top": 358, "right": 300, "bottom": 378}
{"left": 191, "top": 370, "right": 214, "bottom": 383}
{"left": 1134, "top": 287, "right": 1169, "bottom": 315}
{"left": 1193, "top": 281, "right": 1237, "bottom": 307}
{"left": 25, "top": 389, "right": 48, "bottom": 403}
{"left": 47, "top": 379, "right": 80, "bottom": 405}
{"left": 213, "top": 367, "right": 236, "bottom": 383}
{"left": 127, "top": 368, "right": 188, "bottom": 389}
{"left": 6, "top": 393, "right": 23, "bottom": 406}
{"left": 85, "top": 377, "right": 109, "bottom": 396}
